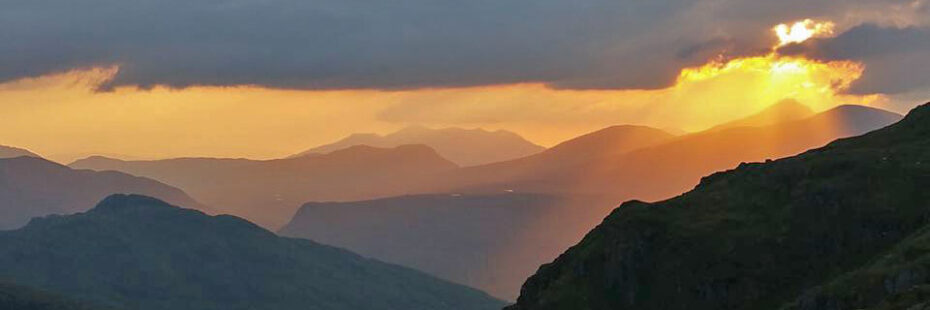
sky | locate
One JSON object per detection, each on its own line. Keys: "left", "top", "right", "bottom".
{"left": 1, "top": 0, "right": 928, "bottom": 162}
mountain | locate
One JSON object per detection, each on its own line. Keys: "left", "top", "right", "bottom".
{"left": 0, "top": 156, "right": 207, "bottom": 230}
{"left": 705, "top": 99, "right": 815, "bottom": 132}
{"left": 422, "top": 105, "right": 902, "bottom": 199}
{"left": 0, "top": 194, "right": 505, "bottom": 310}
{"left": 279, "top": 193, "right": 608, "bottom": 301}
{"left": 290, "top": 126, "right": 545, "bottom": 167}
{"left": 421, "top": 125, "right": 676, "bottom": 193}
{"left": 277, "top": 106, "right": 901, "bottom": 300}
{"left": 0, "top": 282, "right": 108, "bottom": 310}
{"left": 0, "top": 145, "right": 40, "bottom": 159}
{"left": 561, "top": 104, "right": 905, "bottom": 200}
{"left": 506, "top": 103, "right": 930, "bottom": 309}
{"left": 70, "top": 145, "right": 458, "bottom": 228}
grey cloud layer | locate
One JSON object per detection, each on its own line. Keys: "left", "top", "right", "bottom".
{"left": 780, "top": 24, "right": 930, "bottom": 95}
{"left": 0, "top": 0, "right": 923, "bottom": 91}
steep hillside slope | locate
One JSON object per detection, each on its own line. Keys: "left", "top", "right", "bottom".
{"left": 507, "top": 103, "right": 930, "bottom": 309}
{"left": 0, "top": 282, "right": 109, "bottom": 310}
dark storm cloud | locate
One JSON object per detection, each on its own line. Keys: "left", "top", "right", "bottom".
{"left": 0, "top": 0, "right": 922, "bottom": 91}
{"left": 779, "top": 24, "right": 930, "bottom": 95}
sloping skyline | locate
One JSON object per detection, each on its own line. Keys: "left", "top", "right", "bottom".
{"left": 1, "top": 1, "right": 927, "bottom": 161}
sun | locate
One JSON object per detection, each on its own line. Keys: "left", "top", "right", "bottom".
{"left": 773, "top": 19, "right": 835, "bottom": 47}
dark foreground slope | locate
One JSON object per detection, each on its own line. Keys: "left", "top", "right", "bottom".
{"left": 0, "top": 157, "right": 208, "bottom": 230}
{"left": 507, "top": 103, "right": 930, "bottom": 310}
{"left": 0, "top": 195, "right": 504, "bottom": 310}
{"left": 0, "top": 282, "right": 109, "bottom": 310}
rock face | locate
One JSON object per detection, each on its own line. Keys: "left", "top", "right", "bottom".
{"left": 291, "top": 126, "right": 546, "bottom": 167}
{"left": 0, "top": 157, "right": 207, "bottom": 230}
{"left": 506, "top": 103, "right": 930, "bottom": 310}
{"left": 0, "top": 194, "right": 505, "bottom": 310}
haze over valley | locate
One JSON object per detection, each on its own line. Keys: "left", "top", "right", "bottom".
{"left": 2, "top": 1, "right": 930, "bottom": 309}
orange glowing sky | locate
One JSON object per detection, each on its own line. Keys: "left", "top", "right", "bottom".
{"left": 0, "top": 19, "right": 895, "bottom": 163}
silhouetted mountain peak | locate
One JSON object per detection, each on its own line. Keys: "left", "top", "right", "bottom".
{"left": 824, "top": 104, "right": 900, "bottom": 117}
{"left": 322, "top": 144, "right": 448, "bottom": 160}
{"left": 0, "top": 145, "right": 41, "bottom": 159}
{"left": 763, "top": 98, "right": 815, "bottom": 115}
{"left": 292, "top": 126, "right": 544, "bottom": 166}
{"left": 546, "top": 125, "right": 675, "bottom": 157}
{"left": 707, "top": 99, "right": 816, "bottom": 131}
{"left": 89, "top": 194, "right": 180, "bottom": 214}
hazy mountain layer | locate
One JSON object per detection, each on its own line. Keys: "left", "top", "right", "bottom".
{"left": 0, "top": 146, "right": 40, "bottom": 159}
{"left": 280, "top": 193, "right": 614, "bottom": 300}
{"left": 71, "top": 145, "right": 458, "bottom": 228}
{"left": 0, "top": 194, "right": 505, "bottom": 310}
{"left": 705, "top": 99, "right": 815, "bottom": 132}
{"left": 430, "top": 105, "right": 902, "bottom": 199}
{"left": 507, "top": 103, "right": 930, "bottom": 309}
{"left": 0, "top": 157, "right": 206, "bottom": 230}
{"left": 278, "top": 104, "right": 901, "bottom": 299}
{"left": 291, "top": 126, "right": 545, "bottom": 167}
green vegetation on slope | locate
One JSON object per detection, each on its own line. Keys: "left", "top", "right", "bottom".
{"left": 507, "top": 102, "right": 930, "bottom": 310}
{"left": 0, "top": 282, "right": 109, "bottom": 310}
{"left": 0, "top": 194, "right": 505, "bottom": 310}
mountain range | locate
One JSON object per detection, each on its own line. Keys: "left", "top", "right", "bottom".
{"left": 0, "top": 145, "right": 40, "bottom": 159}
{"left": 59, "top": 102, "right": 904, "bottom": 299}
{"left": 0, "top": 194, "right": 505, "bottom": 310}
{"left": 507, "top": 102, "right": 930, "bottom": 309}
{"left": 425, "top": 104, "right": 903, "bottom": 199}
{"left": 272, "top": 103, "right": 905, "bottom": 299}
{"left": 290, "top": 126, "right": 545, "bottom": 167}
{"left": 71, "top": 145, "right": 458, "bottom": 228}
{"left": 705, "top": 99, "right": 816, "bottom": 132}
{"left": 0, "top": 156, "right": 207, "bottom": 230}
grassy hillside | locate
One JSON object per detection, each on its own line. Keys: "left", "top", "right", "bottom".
{"left": 0, "top": 195, "right": 504, "bottom": 310}
{"left": 507, "top": 102, "right": 930, "bottom": 309}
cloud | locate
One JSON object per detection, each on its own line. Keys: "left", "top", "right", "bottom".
{"left": 0, "top": 0, "right": 924, "bottom": 91}
{"left": 779, "top": 24, "right": 930, "bottom": 95}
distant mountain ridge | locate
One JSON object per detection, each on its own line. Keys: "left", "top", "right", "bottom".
{"left": 279, "top": 193, "right": 603, "bottom": 301}
{"left": 706, "top": 99, "right": 816, "bottom": 132}
{"left": 71, "top": 144, "right": 458, "bottom": 228}
{"left": 0, "top": 194, "right": 505, "bottom": 310}
{"left": 291, "top": 126, "right": 545, "bottom": 167}
{"left": 506, "top": 102, "right": 930, "bottom": 309}
{"left": 277, "top": 104, "right": 903, "bottom": 300}
{"left": 418, "top": 104, "right": 902, "bottom": 199}
{"left": 0, "top": 156, "right": 207, "bottom": 230}
{"left": 0, "top": 145, "right": 40, "bottom": 159}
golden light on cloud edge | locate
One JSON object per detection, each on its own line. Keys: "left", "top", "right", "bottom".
{"left": 773, "top": 19, "right": 836, "bottom": 47}
{"left": 0, "top": 18, "right": 888, "bottom": 161}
